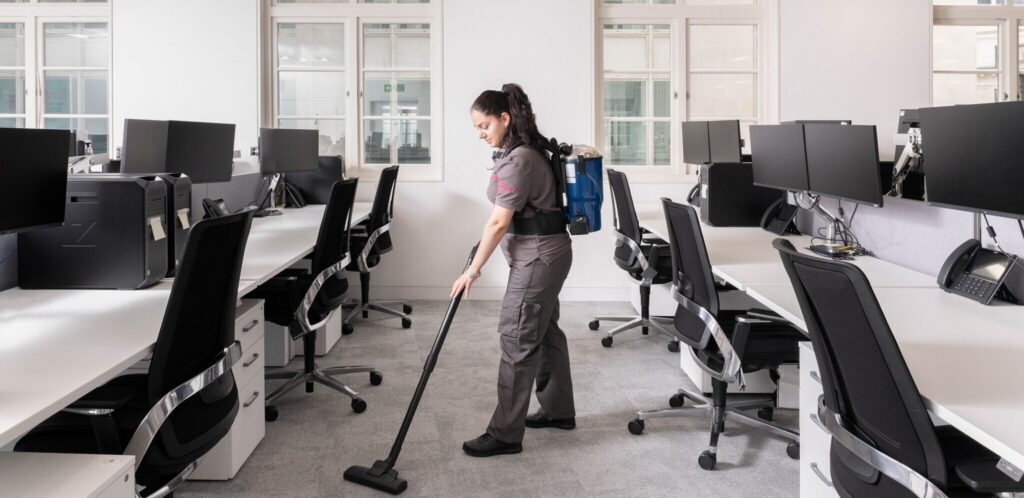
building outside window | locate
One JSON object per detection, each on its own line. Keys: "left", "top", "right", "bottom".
{"left": 933, "top": 0, "right": 1024, "bottom": 105}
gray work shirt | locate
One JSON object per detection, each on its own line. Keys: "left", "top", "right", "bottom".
{"left": 486, "top": 145, "right": 572, "bottom": 265}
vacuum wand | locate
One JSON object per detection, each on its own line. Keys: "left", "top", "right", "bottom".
{"left": 344, "top": 243, "right": 479, "bottom": 495}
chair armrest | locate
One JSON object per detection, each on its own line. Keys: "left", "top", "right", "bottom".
{"left": 293, "top": 253, "right": 351, "bottom": 337}
{"left": 64, "top": 386, "right": 136, "bottom": 413}
{"left": 737, "top": 310, "right": 791, "bottom": 325}
{"left": 671, "top": 286, "right": 746, "bottom": 388}
{"left": 955, "top": 461, "right": 1024, "bottom": 494}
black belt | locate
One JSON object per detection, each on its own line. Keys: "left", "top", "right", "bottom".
{"left": 508, "top": 210, "right": 566, "bottom": 236}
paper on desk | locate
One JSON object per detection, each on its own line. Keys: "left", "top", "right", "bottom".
{"left": 150, "top": 216, "right": 166, "bottom": 241}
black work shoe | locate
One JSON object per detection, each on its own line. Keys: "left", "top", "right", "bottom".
{"left": 462, "top": 433, "right": 522, "bottom": 457}
{"left": 524, "top": 413, "right": 576, "bottom": 430}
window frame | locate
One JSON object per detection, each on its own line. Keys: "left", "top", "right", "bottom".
{"left": 263, "top": 0, "right": 444, "bottom": 182}
{"left": 932, "top": 4, "right": 1024, "bottom": 104}
{"left": 595, "top": 1, "right": 779, "bottom": 183}
{"left": 0, "top": 2, "right": 110, "bottom": 151}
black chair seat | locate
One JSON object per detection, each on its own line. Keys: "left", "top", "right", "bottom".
{"left": 250, "top": 268, "right": 347, "bottom": 331}
{"left": 695, "top": 309, "right": 802, "bottom": 372}
{"left": 626, "top": 244, "right": 674, "bottom": 284}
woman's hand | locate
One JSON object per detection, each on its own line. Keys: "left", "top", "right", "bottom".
{"left": 450, "top": 270, "right": 480, "bottom": 299}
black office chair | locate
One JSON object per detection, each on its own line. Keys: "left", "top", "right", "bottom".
{"left": 344, "top": 165, "right": 412, "bottom": 330}
{"left": 774, "top": 238, "right": 1024, "bottom": 497}
{"left": 14, "top": 210, "right": 254, "bottom": 497}
{"left": 251, "top": 179, "right": 382, "bottom": 421}
{"left": 626, "top": 199, "right": 801, "bottom": 471}
{"left": 589, "top": 168, "right": 678, "bottom": 350}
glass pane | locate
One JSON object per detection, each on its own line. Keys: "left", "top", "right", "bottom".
{"left": 933, "top": 72, "right": 999, "bottom": 106}
{"left": 278, "top": 118, "right": 345, "bottom": 155}
{"left": 361, "top": 0, "right": 430, "bottom": 3}
{"left": 653, "top": 121, "right": 670, "bottom": 165}
{"left": 0, "top": 70, "right": 25, "bottom": 114}
{"left": 604, "top": 121, "right": 646, "bottom": 165}
{"left": 685, "top": 0, "right": 756, "bottom": 4}
{"left": 278, "top": 71, "right": 345, "bottom": 116}
{"left": 44, "top": 23, "right": 109, "bottom": 68}
{"left": 0, "top": 23, "right": 25, "bottom": 66}
{"left": 604, "top": 24, "right": 670, "bottom": 71}
{"left": 363, "top": 24, "right": 430, "bottom": 69}
{"left": 44, "top": 117, "right": 108, "bottom": 153}
{"left": 44, "top": 70, "right": 108, "bottom": 115}
{"left": 276, "top": 0, "right": 348, "bottom": 3}
{"left": 933, "top": 25, "right": 999, "bottom": 71}
{"left": 604, "top": 80, "right": 646, "bottom": 117}
{"left": 277, "top": 23, "right": 344, "bottom": 68}
{"left": 604, "top": 0, "right": 677, "bottom": 4}
{"left": 397, "top": 119, "right": 430, "bottom": 164}
{"left": 690, "top": 25, "right": 757, "bottom": 71}
{"left": 362, "top": 119, "right": 391, "bottom": 164}
{"left": 689, "top": 73, "right": 756, "bottom": 118}
{"left": 0, "top": 117, "right": 25, "bottom": 127}
{"left": 399, "top": 76, "right": 430, "bottom": 116}
{"left": 364, "top": 73, "right": 431, "bottom": 117}
{"left": 653, "top": 79, "right": 671, "bottom": 118}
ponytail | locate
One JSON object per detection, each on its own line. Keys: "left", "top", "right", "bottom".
{"left": 471, "top": 83, "right": 546, "bottom": 149}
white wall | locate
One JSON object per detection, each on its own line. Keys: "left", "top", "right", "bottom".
{"left": 111, "top": 0, "right": 260, "bottom": 156}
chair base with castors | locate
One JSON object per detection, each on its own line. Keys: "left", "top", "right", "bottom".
{"left": 343, "top": 293, "right": 413, "bottom": 330}
{"left": 590, "top": 314, "right": 677, "bottom": 350}
{"left": 264, "top": 331, "right": 382, "bottom": 421}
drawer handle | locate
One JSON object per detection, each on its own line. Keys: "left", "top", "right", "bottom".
{"left": 243, "top": 391, "right": 260, "bottom": 408}
{"left": 242, "top": 319, "right": 259, "bottom": 333}
{"left": 810, "top": 462, "right": 833, "bottom": 488}
{"left": 243, "top": 353, "right": 260, "bottom": 368}
{"left": 810, "top": 370, "right": 821, "bottom": 384}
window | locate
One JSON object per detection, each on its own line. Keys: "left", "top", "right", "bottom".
{"left": 597, "top": 1, "right": 775, "bottom": 179}
{"left": 933, "top": 2, "right": 1024, "bottom": 105}
{"left": 0, "top": 1, "right": 110, "bottom": 152}
{"left": 266, "top": 1, "right": 441, "bottom": 180}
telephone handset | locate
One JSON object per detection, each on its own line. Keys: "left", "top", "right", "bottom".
{"left": 938, "top": 239, "right": 1019, "bottom": 305}
{"left": 202, "top": 197, "right": 232, "bottom": 219}
{"left": 760, "top": 198, "right": 800, "bottom": 236}
{"left": 686, "top": 184, "right": 701, "bottom": 206}
{"left": 284, "top": 182, "right": 307, "bottom": 208}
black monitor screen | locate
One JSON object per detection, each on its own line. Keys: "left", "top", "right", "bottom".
{"left": 708, "top": 120, "right": 743, "bottom": 163}
{"left": 919, "top": 102, "right": 1024, "bottom": 218}
{"left": 259, "top": 128, "right": 319, "bottom": 174}
{"left": 0, "top": 128, "right": 70, "bottom": 235}
{"left": 782, "top": 120, "right": 852, "bottom": 125}
{"left": 804, "top": 124, "right": 883, "bottom": 206}
{"left": 120, "top": 119, "right": 169, "bottom": 174}
{"left": 165, "top": 120, "right": 235, "bottom": 184}
{"left": 682, "top": 121, "right": 710, "bottom": 165}
{"left": 750, "top": 124, "right": 809, "bottom": 192}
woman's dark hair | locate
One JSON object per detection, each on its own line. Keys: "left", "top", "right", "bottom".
{"left": 471, "top": 83, "right": 545, "bottom": 149}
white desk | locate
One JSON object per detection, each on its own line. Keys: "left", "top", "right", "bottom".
{"left": 0, "top": 202, "right": 371, "bottom": 448}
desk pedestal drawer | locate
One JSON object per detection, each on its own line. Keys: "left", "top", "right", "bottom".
{"left": 189, "top": 373, "right": 266, "bottom": 480}
{"left": 799, "top": 342, "right": 838, "bottom": 498}
{"left": 235, "top": 299, "right": 265, "bottom": 353}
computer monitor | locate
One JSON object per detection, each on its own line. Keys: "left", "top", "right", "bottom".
{"left": 782, "top": 120, "right": 852, "bottom": 126}
{"left": 259, "top": 128, "right": 319, "bottom": 174}
{"left": 919, "top": 101, "right": 1024, "bottom": 219}
{"left": 0, "top": 128, "right": 70, "bottom": 235}
{"left": 164, "top": 120, "right": 235, "bottom": 184}
{"left": 749, "top": 124, "right": 810, "bottom": 192}
{"left": 120, "top": 119, "right": 169, "bottom": 174}
{"left": 682, "top": 121, "right": 711, "bottom": 165}
{"left": 708, "top": 120, "right": 743, "bottom": 163}
{"left": 803, "top": 123, "right": 883, "bottom": 207}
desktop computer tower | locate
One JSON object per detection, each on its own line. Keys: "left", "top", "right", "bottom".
{"left": 699, "top": 162, "right": 785, "bottom": 227}
{"left": 18, "top": 175, "right": 169, "bottom": 289}
{"left": 156, "top": 173, "right": 192, "bottom": 277}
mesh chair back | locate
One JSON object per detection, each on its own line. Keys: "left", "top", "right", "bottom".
{"left": 309, "top": 179, "right": 358, "bottom": 313}
{"left": 774, "top": 239, "right": 947, "bottom": 494}
{"left": 366, "top": 165, "right": 399, "bottom": 254}
{"left": 661, "top": 198, "right": 720, "bottom": 348}
{"left": 606, "top": 169, "right": 644, "bottom": 271}
{"left": 147, "top": 210, "right": 253, "bottom": 463}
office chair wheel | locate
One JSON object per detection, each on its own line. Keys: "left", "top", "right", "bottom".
{"left": 403, "top": 304, "right": 413, "bottom": 314}
{"left": 786, "top": 442, "right": 800, "bottom": 459}
{"left": 342, "top": 323, "right": 354, "bottom": 336}
{"left": 351, "top": 398, "right": 367, "bottom": 413}
{"left": 401, "top": 318, "right": 412, "bottom": 329}
{"left": 667, "top": 341, "right": 680, "bottom": 353}
{"left": 601, "top": 336, "right": 613, "bottom": 348}
{"left": 668, "top": 394, "right": 685, "bottom": 408}
{"left": 588, "top": 320, "right": 600, "bottom": 331}
{"left": 698, "top": 451, "right": 717, "bottom": 471}
{"left": 265, "top": 405, "right": 279, "bottom": 422}
{"left": 362, "top": 310, "right": 369, "bottom": 319}
{"left": 757, "top": 407, "right": 774, "bottom": 421}
{"left": 627, "top": 418, "right": 645, "bottom": 435}
{"left": 370, "top": 371, "right": 383, "bottom": 386}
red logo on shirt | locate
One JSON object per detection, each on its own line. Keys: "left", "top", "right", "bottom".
{"left": 498, "top": 180, "right": 517, "bottom": 194}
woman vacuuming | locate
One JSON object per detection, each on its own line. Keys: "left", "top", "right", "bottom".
{"left": 450, "top": 83, "right": 577, "bottom": 457}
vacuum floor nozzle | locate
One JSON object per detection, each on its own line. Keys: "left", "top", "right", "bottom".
{"left": 344, "top": 463, "right": 407, "bottom": 495}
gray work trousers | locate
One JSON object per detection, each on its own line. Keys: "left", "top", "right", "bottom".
{"left": 486, "top": 250, "right": 575, "bottom": 444}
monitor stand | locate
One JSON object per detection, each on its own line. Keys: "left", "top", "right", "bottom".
{"left": 254, "top": 173, "right": 285, "bottom": 217}
{"left": 802, "top": 193, "right": 856, "bottom": 259}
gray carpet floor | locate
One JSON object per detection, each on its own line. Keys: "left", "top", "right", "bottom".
{"left": 178, "top": 300, "right": 799, "bottom": 497}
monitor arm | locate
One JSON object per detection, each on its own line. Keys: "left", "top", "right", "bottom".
{"left": 890, "top": 127, "right": 922, "bottom": 197}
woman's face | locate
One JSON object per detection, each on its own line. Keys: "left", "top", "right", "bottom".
{"left": 471, "top": 109, "right": 510, "bottom": 148}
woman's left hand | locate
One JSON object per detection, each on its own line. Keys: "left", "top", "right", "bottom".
{"left": 450, "top": 271, "right": 477, "bottom": 299}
